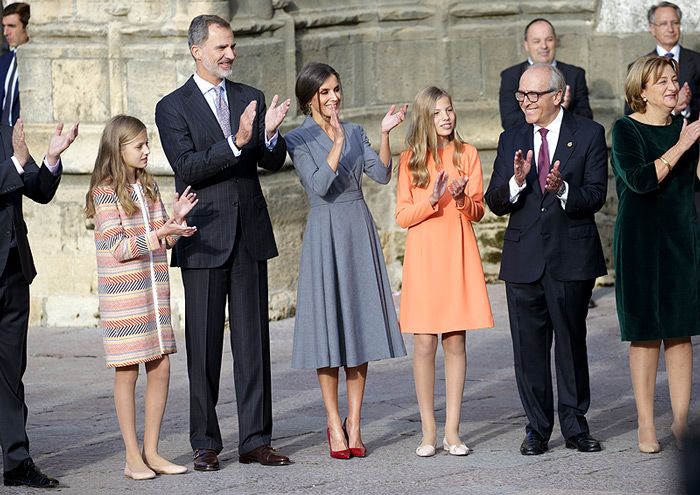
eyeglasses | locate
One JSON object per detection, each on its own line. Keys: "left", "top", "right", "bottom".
{"left": 651, "top": 21, "right": 681, "bottom": 28}
{"left": 514, "top": 89, "right": 556, "bottom": 103}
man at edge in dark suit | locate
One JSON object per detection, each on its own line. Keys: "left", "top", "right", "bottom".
{"left": 499, "top": 18, "right": 593, "bottom": 131}
{"left": 486, "top": 64, "right": 607, "bottom": 456}
{"left": 155, "top": 15, "right": 291, "bottom": 471}
{"left": 1, "top": 119, "right": 78, "bottom": 488}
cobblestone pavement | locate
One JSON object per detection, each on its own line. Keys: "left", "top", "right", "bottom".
{"left": 5, "top": 285, "right": 698, "bottom": 494}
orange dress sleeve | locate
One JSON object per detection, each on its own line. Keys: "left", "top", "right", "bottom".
{"left": 395, "top": 151, "right": 438, "bottom": 229}
{"left": 455, "top": 145, "right": 485, "bottom": 222}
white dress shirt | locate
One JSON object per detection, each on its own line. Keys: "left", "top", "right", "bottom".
{"left": 508, "top": 106, "right": 568, "bottom": 208}
{"left": 192, "top": 72, "right": 278, "bottom": 156}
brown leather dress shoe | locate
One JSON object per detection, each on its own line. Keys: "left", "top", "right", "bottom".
{"left": 239, "top": 445, "right": 291, "bottom": 466}
{"left": 193, "top": 448, "right": 220, "bottom": 471}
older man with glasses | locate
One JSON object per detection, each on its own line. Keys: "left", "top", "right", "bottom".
{"left": 486, "top": 63, "right": 608, "bottom": 457}
{"left": 625, "top": 2, "right": 700, "bottom": 123}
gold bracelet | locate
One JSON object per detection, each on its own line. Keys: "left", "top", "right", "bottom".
{"left": 659, "top": 156, "right": 672, "bottom": 172}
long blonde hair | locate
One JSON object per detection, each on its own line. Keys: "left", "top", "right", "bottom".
{"left": 405, "top": 87, "right": 466, "bottom": 188}
{"left": 84, "top": 115, "right": 158, "bottom": 218}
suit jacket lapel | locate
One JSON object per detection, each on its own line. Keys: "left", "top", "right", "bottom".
{"left": 679, "top": 47, "right": 692, "bottom": 86}
{"left": 552, "top": 111, "right": 576, "bottom": 174}
{"left": 183, "top": 76, "right": 224, "bottom": 138}
{"left": 300, "top": 115, "right": 333, "bottom": 157}
{"left": 225, "top": 79, "right": 245, "bottom": 138}
{"left": 519, "top": 124, "right": 541, "bottom": 198}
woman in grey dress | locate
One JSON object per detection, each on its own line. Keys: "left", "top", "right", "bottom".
{"left": 286, "top": 62, "right": 407, "bottom": 458}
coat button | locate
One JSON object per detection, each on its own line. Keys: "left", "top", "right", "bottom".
{"left": 233, "top": 201, "right": 239, "bottom": 207}
{"left": 541, "top": 207, "right": 546, "bottom": 212}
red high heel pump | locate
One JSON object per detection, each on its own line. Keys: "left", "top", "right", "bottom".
{"left": 343, "top": 418, "right": 367, "bottom": 458}
{"left": 327, "top": 428, "right": 351, "bottom": 459}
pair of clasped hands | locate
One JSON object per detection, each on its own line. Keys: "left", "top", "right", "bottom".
{"left": 429, "top": 170, "right": 469, "bottom": 208}
{"left": 512, "top": 149, "right": 562, "bottom": 193}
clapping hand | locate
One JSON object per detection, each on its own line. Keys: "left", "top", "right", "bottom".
{"left": 158, "top": 217, "right": 197, "bottom": 239}
{"left": 448, "top": 176, "right": 469, "bottom": 206}
{"left": 47, "top": 121, "right": 79, "bottom": 166}
{"left": 561, "top": 85, "right": 572, "bottom": 110}
{"left": 381, "top": 104, "right": 409, "bottom": 134}
{"left": 544, "top": 160, "right": 562, "bottom": 193}
{"left": 429, "top": 170, "right": 448, "bottom": 206}
{"left": 677, "top": 118, "right": 700, "bottom": 152}
{"left": 235, "top": 100, "right": 257, "bottom": 148}
{"left": 173, "top": 185, "right": 198, "bottom": 223}
{"left": 330, "top": 107, "right": 344, "bottom": 144}
{"left": 513, "top": 149, "right": 532, "bottom": 187}
{"left": 11, "top": 118, "right": 29, "bottom": 167}
{"left": 265, "top": 94, "right": 291, "bottom": 140}
{"left": 675, "top": 82, "right": 691, "bottom": 113}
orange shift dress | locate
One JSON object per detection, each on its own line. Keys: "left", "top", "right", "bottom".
{"left": 395, "top": 142, "right": 494, "bottom": 334}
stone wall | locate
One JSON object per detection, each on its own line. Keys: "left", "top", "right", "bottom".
{"left": 17, "top": 0, "right": 700, "bottom": 326}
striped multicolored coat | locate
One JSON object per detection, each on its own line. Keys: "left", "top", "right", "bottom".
{"left": 92, "top": 182, "right": 178, "bottom": 368}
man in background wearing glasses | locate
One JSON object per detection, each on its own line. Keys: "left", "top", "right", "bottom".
{"left": 627, "top": 2, "right": 700, "bottom": 122}
{"left": 498, "top": 18, "right": 593, "bottom": 131}
{"left": 486, "top": 63, "right": 608, "bottom": 457}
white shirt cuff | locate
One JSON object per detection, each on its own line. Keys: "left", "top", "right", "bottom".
{"left": 509, "top": 175, "right": 526, "bottom": 203}
{"left": 227, "top": 136, "right": 242, "bottom": 157}
{"left": 44, "top": 156, "right": 61, "bottom": 175}
{"left": 265, "top": 129, "right": 278, "bottom": 151}
{"left": 11, "top": 156, "right": 23, "bottom": 175}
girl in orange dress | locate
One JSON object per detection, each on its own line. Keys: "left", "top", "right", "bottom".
{"left": 396, "top": 87, "right": 493, "bottom": 457}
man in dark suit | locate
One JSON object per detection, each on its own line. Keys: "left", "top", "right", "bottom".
{"left": 155, "top": 14, "right": 291, "bottom": 471}
{"left": 1, "top": 119, "right": 78, "bottom": 488}
{"left": 499, "top": 18, "right": 593, "bottom": 131}
{"left": 624, "top": 2, "right": 700, "bottom": 122}
{"left": 0, "top": 2, "right": 30, "bottom": 126}
{"left": 486, "top": 64, "right": 607, "bottom": 456}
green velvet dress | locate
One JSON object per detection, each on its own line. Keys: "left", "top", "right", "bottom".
{"left": 611, "top": 115, "right": 700, "bottom": 341}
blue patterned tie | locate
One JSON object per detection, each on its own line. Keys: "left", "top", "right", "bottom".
{"left": 665, "top": 52, "right": 674, "bottom": 58}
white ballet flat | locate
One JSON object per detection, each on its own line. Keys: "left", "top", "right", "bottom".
{"left": 443, "top": 437, "right": 470, "bottom": 456}
{"left": 415, "top": 441, "right": 437, "bottom": 457}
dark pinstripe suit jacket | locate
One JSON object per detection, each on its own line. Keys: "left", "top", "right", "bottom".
{"left": 155, "top": 76, "right": 286, "bottom": 268}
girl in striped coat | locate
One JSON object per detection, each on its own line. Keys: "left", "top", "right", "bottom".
{"left": 85, "top": 115, "right": 197, "bottom": 480}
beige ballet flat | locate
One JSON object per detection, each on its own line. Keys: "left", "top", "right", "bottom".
{"left": 145, "top": 461, "right": 188, "bottom": 475}
{"left": 124, "top": 464, "right": 156, "bottom": 480}
{"left": 415, "top": 439, "right": 437, "bottom": 457}
{"left": 443, "top": 437, "right": 470, "bottom": 456}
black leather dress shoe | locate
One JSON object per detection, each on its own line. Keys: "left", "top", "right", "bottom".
{"left": 3, "top": 459, "right": 59, "bottom": 488}
{"left": 520, "top": 432, "right": 548, "bottom": 455}
{"left": 239, "top": 445, "right": 291, "bottom": 466}
{"left": 565, "top": 432, "right": 602, "bottom": 452}
{"left": 193, "top": 448, "right": 220, "bottom": 471}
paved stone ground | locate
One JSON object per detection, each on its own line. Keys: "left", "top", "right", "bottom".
{"left": 4, "top": 285, "right": 698, "bottom": 494}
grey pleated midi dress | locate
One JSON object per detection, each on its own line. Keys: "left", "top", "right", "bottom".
{"left": 286, "top": 116, "right": 406, "bottom": 369}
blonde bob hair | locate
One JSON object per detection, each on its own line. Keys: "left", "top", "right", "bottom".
{"left": 85, "top": 115, "right": 158, "bottom": 218}
{"left": 404, "top": 86, "right": 466, "bottom": 188}
{"left": 625, "top": 55, "right": 678, "bottom": 113}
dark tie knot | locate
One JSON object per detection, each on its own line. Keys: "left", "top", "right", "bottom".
{"left": 665, "top": 52, "right": 674, "bottom": 58}
{"left": 539, "top": 127, "right": 549, "bottom": 139}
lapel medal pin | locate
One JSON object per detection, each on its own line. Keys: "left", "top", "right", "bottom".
{"left": 567, "top": 142, "right": 573, "bottom": 147}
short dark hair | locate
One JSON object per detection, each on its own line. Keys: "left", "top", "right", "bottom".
{"left": 524, "top": 18, "right": 556, "bottom": 41}
{"left": 2, "top": 2, "right": 30, "bottom": 28}
{"left": 187, "top": 14, "right": 231, "bottom": 51}
{"left": 648, "top": 2, "right": 682, "bottom": 24}
{"left": 295, "top": 62, "right": 342, "bottom": 115}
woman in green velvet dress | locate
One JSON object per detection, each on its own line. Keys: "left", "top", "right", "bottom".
{"left": 611, "top": 55, "right": 700, "bottom": 454}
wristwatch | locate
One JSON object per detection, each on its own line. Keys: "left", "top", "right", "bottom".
{"left": 556, "top": 182, "right": 566, "bottom": 198}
